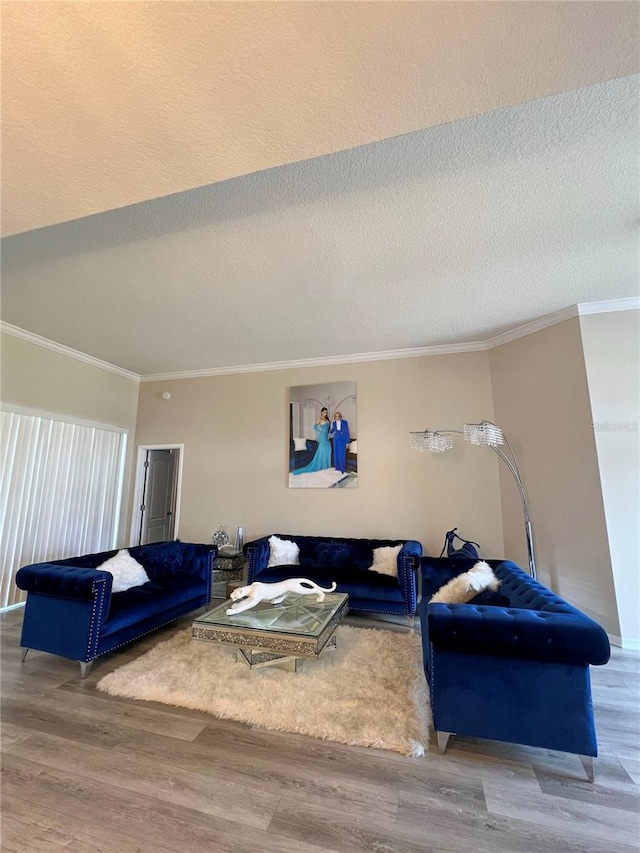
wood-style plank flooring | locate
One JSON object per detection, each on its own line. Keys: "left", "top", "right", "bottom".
{"left": 1, "top": 607, "right": 639, "bottom": 852}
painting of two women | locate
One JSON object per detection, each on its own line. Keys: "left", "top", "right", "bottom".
{"left": 288, "top": 382, "right": 357, "bottom": 488}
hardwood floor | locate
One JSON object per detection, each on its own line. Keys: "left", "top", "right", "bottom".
{"left": 1, "top": 607, "right": 638, "bottom": 853}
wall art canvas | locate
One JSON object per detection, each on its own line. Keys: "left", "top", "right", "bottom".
{"left": 288, "top": 382, "right": 357, "bottom": 488}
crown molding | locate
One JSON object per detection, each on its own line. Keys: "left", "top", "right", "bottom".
{"left": 483, "top": 305, "right": 579, "bottom": 349}
{"left": 481, "top": 297, "right": 640, "bottom": 349}
{"left": 577, "top": 296, "right": 640, "bottom": 315}
{"left": 0, "top": 322, "right": 141, "bottom": 382}
{"left": 3, "top": 297, "right": 636, "bottom": 382}
{"left": 140, "top": 340, "right": 489, "bottom": 382}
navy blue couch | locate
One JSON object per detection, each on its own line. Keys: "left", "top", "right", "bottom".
{"left": 16, "top": 541, "right": 215, "bottom": 676}
{"left": 245, "top": 534, "right": 422, "bottom": 621}
{"left": 419, "top": 557, "right": 611, "bottom": 781}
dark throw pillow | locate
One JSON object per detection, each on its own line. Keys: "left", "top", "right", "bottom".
{"left": 469, "top": 588, "right": 510, "bottom": 607}
{"left": 315, "top": 541, "right": 352, "bottom": 572}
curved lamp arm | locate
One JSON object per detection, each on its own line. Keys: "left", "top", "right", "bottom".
{"left": 410, "top": 423, "right": 537, "bottom": 578}
{"left": 489, "top": 444, "right": 537, "bottom": 579}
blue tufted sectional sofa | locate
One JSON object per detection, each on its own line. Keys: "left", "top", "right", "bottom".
{"left": 419, "top": 556, "right": 611, "bottom": 781}
{"left": 245, "top": 534, "right": 422, "bottom": 621}
{"left": 16, "top": 540, "right": 215, "bottom": 677}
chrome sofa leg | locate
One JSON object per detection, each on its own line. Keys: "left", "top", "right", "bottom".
{"left": 79, "top": 661, "right": 93, "bottom": 679}
{"left": 580, "top": 755, "right": 595, "bottom": 783}
{"left": 436, "top": 731, "right": 452, "bottom": 754}
{"left": 20, "top": 647, "right": 29, "bottom": 662}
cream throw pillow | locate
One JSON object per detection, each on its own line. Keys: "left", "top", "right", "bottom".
{"left": 293, "top": 437, "right": 307, "bottom": 451}
{"left": 97, "top": 549, "right": 150, "bottom": 593}
{"left": 348, "top": 440, "right": 358, "bottom": 454}
{"left": 368, "top": 544, "right": 403, "bottom": 577}
{"left": 429, "top": 561, "right": 500, "bottom": 604}
{"left": 267, "top": 535, "right": 300, "bottom": 568}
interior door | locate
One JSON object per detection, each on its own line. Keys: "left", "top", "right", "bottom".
{"left": 139, "top": 449, "right": 177, "bottom": 545}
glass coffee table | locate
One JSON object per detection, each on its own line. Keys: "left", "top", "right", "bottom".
{"left": 192, "top": 592, "right": 349, "bottom": 671}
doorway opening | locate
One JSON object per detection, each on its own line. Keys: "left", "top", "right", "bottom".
{"left": 130, "top": 444, "right": 183, "bottom": 546}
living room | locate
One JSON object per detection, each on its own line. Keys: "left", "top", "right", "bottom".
{"left": 1, "top": 3, "right": 639, "bottom": 851}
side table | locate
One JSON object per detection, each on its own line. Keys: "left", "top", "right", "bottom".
{"left": 210, "top": 552, "right": 247, "bottom": 599}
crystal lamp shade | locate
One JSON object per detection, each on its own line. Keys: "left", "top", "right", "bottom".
{"left": 409, "top": 430, "right": 453, "bottom": 453}
{"left": 409, "top": 418, "right": 536, "bottom": 578}
{"left": 463, "top": 421, "right": 504, "bottom": 447}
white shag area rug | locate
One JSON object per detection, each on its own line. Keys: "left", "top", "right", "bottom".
{"left": 97, "top": 624, "right": 430, "bottom": 757}
{"left": 288, "top": 468, "right": 348, "bottom": 488}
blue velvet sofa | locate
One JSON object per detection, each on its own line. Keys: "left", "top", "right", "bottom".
{"left": 16, "top": 540, "right": 215, "bottom": 677}
{"left": 419, "top": 557, "right": 611, "bottom": 781}
{"left": 245, "top": 534, "right": 422, "bottom": 621}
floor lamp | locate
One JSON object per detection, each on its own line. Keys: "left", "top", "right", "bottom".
{"left": 410, "top": 420, "right": 537, "bottom": 579}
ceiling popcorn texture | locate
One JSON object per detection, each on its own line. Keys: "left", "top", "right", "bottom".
{"left": 1, "top": 3, "right": 638, "bottom": 376}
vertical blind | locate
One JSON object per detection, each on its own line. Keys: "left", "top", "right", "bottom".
{"left": 0, "top": 409, "right": 127, "bottom": 609}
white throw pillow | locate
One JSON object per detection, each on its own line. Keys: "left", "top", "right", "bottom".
{"left": 348, "top": 440, "right": 358, "bottom": 454}
{"left": 267, "top": 535, "right": 300, "bottom": 568}
{"left": 293, "top": 437, "right": 307, "bottom": 452}
{"left": 429, "top": 561, "right": 500, "bottom": 604}
{"left": 97, "top": 549, "right": 150, "bottom": 593}
{"left": 368, "top": 544, "right": 403, "bottom": 577}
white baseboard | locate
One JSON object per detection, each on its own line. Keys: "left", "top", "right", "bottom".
{"left": 608, "top": 634, "right": 640, "bottom": 651}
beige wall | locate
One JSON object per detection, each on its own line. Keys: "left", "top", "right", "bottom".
{"left": 133, "top": 352, "right": 504, "bottom": 559}
{"left": 0, "top": 332, "right": 140, "bottom": 545}
{"left": 489, "top": 318, "right": 619, "bottom": 635}
{"left": 580, "top": 310, "right": 640, "bottom": 647}
{"left": 4, "top": 318, "right": 630, "bottom": 639}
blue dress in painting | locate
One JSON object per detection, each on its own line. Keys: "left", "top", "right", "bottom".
{"left": 293, "top": 422, "right": 332, "bottom": 474}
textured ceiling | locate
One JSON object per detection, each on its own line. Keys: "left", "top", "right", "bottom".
{"left": 1, "top": 4, "right": 638, "bottom": 377}
{"left": 2, "top": 2, "right": 637, "bottom": 236}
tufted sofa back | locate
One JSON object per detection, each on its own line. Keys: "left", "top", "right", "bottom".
{"left": 271, "top": 534, "right": 408, "bottom": 573}
{"left": 35, "top": 541, "right": 215, "bottom": 583}
{"left": 421, "top": 557, "right": 611, "bottom": 667}
{"left": 129, "top": 541, "right": 214, "bottom": 580}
